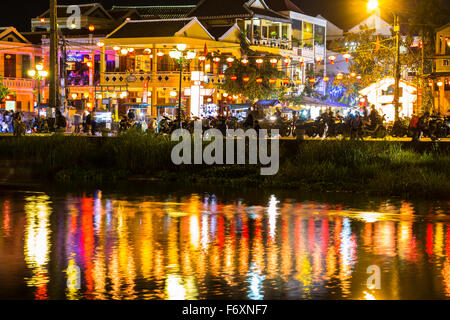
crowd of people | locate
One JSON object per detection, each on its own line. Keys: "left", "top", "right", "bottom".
{"left": 1, "top": 104, "right": 448, "bottom": 142}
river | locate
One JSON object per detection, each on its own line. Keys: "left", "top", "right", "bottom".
{"left": 0, "top": 187, "right": 449, "bottom": 300}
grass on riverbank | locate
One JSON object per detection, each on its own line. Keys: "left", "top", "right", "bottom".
{"left": 0, "top": 131, "right": 449, "bottom": 198}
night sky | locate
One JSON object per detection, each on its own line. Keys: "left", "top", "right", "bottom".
{"left": 2, "top": 0, "right": 450, "bottom": 32}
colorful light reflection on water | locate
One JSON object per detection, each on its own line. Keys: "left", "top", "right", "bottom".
{"left": 0, "top": 190, "right": 449, "bottom": 300}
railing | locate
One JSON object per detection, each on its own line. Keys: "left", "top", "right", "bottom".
{"left": 101, "top": 72, "right": 225, "bottom": 87}
{"left": 2, "top": 77, "right": 34, "bottom": 89}
{"left": 252, "top": 37, "right": 292, "bottom": 50}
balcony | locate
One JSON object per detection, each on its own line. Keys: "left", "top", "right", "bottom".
{"left": 100, "top": 72, "right": 225, "bottom": 88}
{"left": 251, "top": 37, "right": 292, "bottom": 50}
{"left": 2, "top": 77, "right": 35, "bottom": 90}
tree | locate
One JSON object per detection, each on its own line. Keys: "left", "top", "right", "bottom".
{"left": 0, "top": 77, "right": 10, "bottom": 104}
{"left": 219, "top": 32, "right": 287, "bottom": 101}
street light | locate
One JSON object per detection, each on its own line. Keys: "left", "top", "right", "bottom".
{"left": 169, "top": 44, "right": 196, "bottom": 127}
{"left": 28, "top": 64, "right": 48, "bottom": 111}
{"left": 367, "top": 0, "right": 401, "bottom": 122}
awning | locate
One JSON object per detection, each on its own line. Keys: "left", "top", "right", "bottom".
{"left": 255, "top": 100, "right": 281, "bottom": 108}
{"left": 302, "top": 97, "right": 351, "bottom": 108}
{"left": 226, "top": 104, "right": 252, "bottom": 111}
{"left": 122, "top": 103, "right": 151, "bottom": 108}
{"left": 283, "top": 106, "right": 304, "bottom": 112}
{"left": 156, "top": 104, "right": 184, "bottom": 109}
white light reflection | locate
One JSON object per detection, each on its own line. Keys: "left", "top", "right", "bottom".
{"left": 267, "top": 195, "right": 279, "bottom": 240}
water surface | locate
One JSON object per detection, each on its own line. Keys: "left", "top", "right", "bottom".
{"left": 0, "top": 188, "right": 449, "bottom": 300}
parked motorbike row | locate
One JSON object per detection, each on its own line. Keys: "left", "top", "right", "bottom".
{"left": 158, "top": 113, "right": 450, "bottom": 141}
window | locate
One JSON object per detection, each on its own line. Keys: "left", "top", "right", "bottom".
{"left": 302, "top": 22, "right": 313, "bottom": 47}
{"left": 22, "top": 55, "right": 31, "bottom": 78}
{"left": 314, "top": 25, "right": 325, "bottom": 46}
{"left": 443, "top": 60, "right": 449, "bottom": 66}
{"left": 292, "top": 20, "right": 302, "bottom": 45}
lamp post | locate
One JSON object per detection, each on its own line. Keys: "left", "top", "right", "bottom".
{"left": 28, "top": 64, "right": 48, "bottom": 112}
{"left": 169, "top": 44, "right": 196, "bottom": 128}
{"left": 367, "top": 0, "right": 401, "bottom": 122}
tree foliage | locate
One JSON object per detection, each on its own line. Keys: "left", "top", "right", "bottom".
{"left": 0, "top": 77, "right": 10, "bottom": 104}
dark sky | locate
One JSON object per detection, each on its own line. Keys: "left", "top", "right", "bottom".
{"left": 3, "top": 0, "right": 450, "bottom": 32}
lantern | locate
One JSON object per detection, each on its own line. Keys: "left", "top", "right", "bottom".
{"left": 88, "top": 25, "right": 95, "bottom": 32}
{"left": 343, "top": 53, "right": 351, "bottom": 63}
{"left": 256, "top": 78, "right": 263, "bottom": 84}
{"left": 269, "top": 78, "right": 276, "bottom": 85}
{"left": 243, "top": 76, "right": 250, "bottom": 82}
{"left": 230, "top": 75, "right": 237, "bottom": 81}
{"left": 157, "top": 51, "right": 164, "bottom": 58}
{"left": 40, "top": 18, "right": 45, "bottom": 23}
{"left": 283, "top": 79, "right": 289, "bottom": 85}
{"left": 323, "top": 76, "right": 330, "bottom": 82}
{"left": 199, "top": 56, "right": 206, "bottom": 62}
{"left": 241, "top": 58, "right": 248, "bottom": 65}
{"left": 284, "top": 58, "right": 290, "bottom": 66}
{"left": 328, "top": 55, "right": 336, "bottom": 64}
{"left": 315, "top": 56, "right": 322, "bottom": 64}
{"left": 336, "top": 73, "right": 344, "bottom": 80}
{"left": 226, "top": 57, "right": 234, "bottom": 66}
{"left": 128, "top": 48, "right": 134, "bottom": 53}
{"left": 256, "top": 58, "right": 263, "bottom": 68}
{"left": 121, "top": 48, "right": 129, "bottom": 55}
{"left": 270, "top": 58, "right": 278, "bottom": 67}
{"left": 447, "top": 38, "right": 450, "bottom": 47}
{"left": 428, "top": 80, "right": 433, "bottom": 87}
{"left": 437, "top": 81, "right": 443, "bottom": 87}
{"left": 113, "top": 46, "right": 121, "bottom": 51}
{"left": 356, "top": 75, "right": 362, "bottom": 81}
{"left": 309, "top": 78, "right": 316, "bottom": 84}
{"left": 295, "top": 80, "right": 302, "bottom": 85}
{"left": 299, "top": 57, "right": 304, "bottom": 67}
{"left": 144, "top": 48, "right": 152, "bottom": 54}
{"left": 213, "top": 57, "right": 220, "bottom": 64}
{"left": 96, "top": 41, "right": 104, "bottom": 47}
{"left": 219, "top": 73, "right": 225, "bottom": 80}
{"left": 350, "top": 72, "right": 357, "bottom": 78}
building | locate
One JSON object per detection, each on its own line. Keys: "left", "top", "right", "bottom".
{"left": 29, "top": 3, "right": 136, "bottom": 112}
{"left": 431, "top": 23, "right": 450, "bottom": 115}
{"left": 0, "top": 27, "right": 43, "bottom": 113}
{"left": 359, "top": 77, "right": 417, "bottom": 121}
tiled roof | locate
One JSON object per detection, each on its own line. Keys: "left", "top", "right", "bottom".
{"left": 108, "top": 19, "right": 193, "bottom": 39}
{"left": 111, "top": 5, "right": 196, "bottom": 20}
{"left": 188, "top": 0, "right": 290, "bottom": 22}
{"left": 264, "top": 0, "right": 304, "bottom": 14}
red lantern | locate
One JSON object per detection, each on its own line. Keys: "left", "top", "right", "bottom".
{"left": 88, "top": 25, "right": 95, "bottom": 32}
{"left": 256, "top": 78, "right": 263, "bottom": 84}
{"left": 336, "top": 73, "right": 344, "bottom": 80}
{"left": 256, "top": 59, "right": 263, "bottom": 68}
{"left": 295, "top": 80, "right": 302, "bottom": 85}
{"left": 230, "top": 75, "right": 237, "bottom": 81}
{"left": 343, "top": 53, "right": 351, "bottom": 63}
{"left": 283, "top": 79, "right": 289, "bottom": 85}
{"left": 219, "top": 73, "right": 225, "bottom": 80}
{"left": 243, "top": 76, "right": 250, "bottom": 82}
{"left": 328, "top": 56, "right": 336, "bottom": 65}
{"left": 269, "top": 79, "right": 276, "bottom": 85}
{"left": 299, "top": 58, "right": 304, "bottom": 67}
{"left": 323, "top": 76, "right": 330, "bottom": 82}
{"left": 309, "top": 78, "right": 316, "bottom": 84}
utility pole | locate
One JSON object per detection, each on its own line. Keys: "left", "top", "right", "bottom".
{"left": 393, "top": 15, "right": 401, "bottom": 122}
{"left": 49, "top": 0, "right": 58, "bottom": 118}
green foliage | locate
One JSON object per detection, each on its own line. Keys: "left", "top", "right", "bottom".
{"left": 0, "top": 136, "right": 449, "bottom": 198}
{"left": 220, "top": 57, "right": 286, "bottom": 101}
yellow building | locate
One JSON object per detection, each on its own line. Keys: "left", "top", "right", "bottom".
{"left": 0, "top": 27, "right": 43, "bottom": 112}
{"left": 432, "top": 23, "right": 450, "bottom": 115}
{"left": 99, "top": 17, "right": 293, "bottom": 119}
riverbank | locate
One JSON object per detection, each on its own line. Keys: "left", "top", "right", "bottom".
{"left": 0, "top": 132, "right": 449, "bottom": 198}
